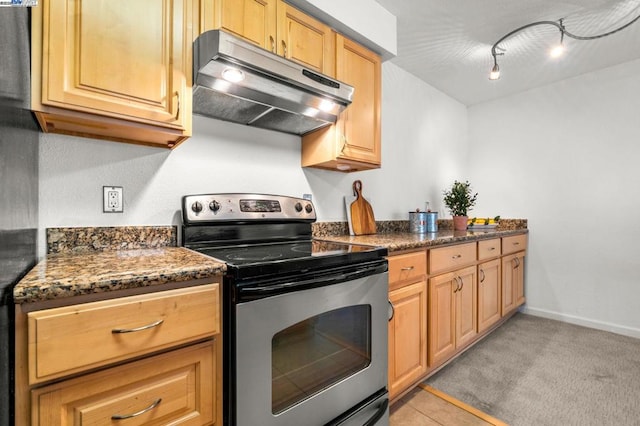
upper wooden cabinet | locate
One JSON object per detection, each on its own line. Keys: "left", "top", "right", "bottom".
{"left": 204, "top": 0, "right": 335, "bottom": 76}
{"left": 31, "top": 0, "right": 194, "bottom": 148}
{"left": 301, "top": 35, "right": 382, "bottom": 171}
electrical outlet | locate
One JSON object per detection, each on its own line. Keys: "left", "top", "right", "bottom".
{"left": 103, "top": 186, "right": 123, "bottom": 213}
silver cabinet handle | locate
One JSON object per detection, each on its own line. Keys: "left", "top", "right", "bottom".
{"left": 174, "top": 91, "right": 180, "bottom": 121}
{"left": 401, "top": 266, "right": 415, "bottom": 271}
{"left": 112, "top": 319, "right": 164, "bottom": 334}
{"left": 281, "top": 39, "right": 287, "bottom": 57}
{"left": 513, "top": 257, "right": 521, "bottom": 268}
{"left": 111, "top": 398, "right": 162, "bottom": 420}
{"left": 488, "top": 247, "right": 496, "bottom": 251}
{"left": 480, "top": 269, "right": 485, "bottom": 283}
{"left": 453, "top": 276, "right": 462, "bottom": 292}
{"left": 269, "top": 35, "right": 275, "bottom": 53}
{"left": 451, "top": 254, "right": 462, "bottom": 259}
{"left": 388, "top": 300, "right": 395, "bottom": 321}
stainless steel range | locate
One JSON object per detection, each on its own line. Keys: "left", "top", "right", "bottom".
{"left": 181, "top": 193, "right": 390, "bottom": 426}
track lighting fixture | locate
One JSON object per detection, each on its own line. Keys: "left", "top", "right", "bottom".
{"left": 489, "top": 10, "right": 640, "bottom": 80}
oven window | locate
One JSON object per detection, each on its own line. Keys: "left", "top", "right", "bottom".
{"left": 271, "top": 305, "right": 371, "bottom": 414}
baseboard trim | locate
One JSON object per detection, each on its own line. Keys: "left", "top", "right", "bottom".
{"left": 522, "top": 307, "right": 640, "bottom": 339}
{"left": 418, "top": 384, "right": 508, "bottom": 426}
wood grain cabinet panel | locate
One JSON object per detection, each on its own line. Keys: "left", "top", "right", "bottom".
{"left": 502, "top": 234, "right": 527, "bottom": 255}
{"left": 214, "top": 0, "right": 277, "bottom": 50}
{"left": 502, "top": 251, "right": 526, "bottom": 316}
{"left": 31, "top": 341, "right": 215, "bottom": 426}
{"left": 477, "top": 258, "right": 501, "bottom": 333}
{"left": 27, "top": 284, "right": 219, "bottom": 384}
{"left": 478, "top": 238, "right": 501, "bottom": 261}
{"left": 388, "top": 280, "right": 428, "bottom": 400}
{"left": 428, "top": 265, "right": 477, "bottom": 368}
{"left": 203, "top": 0, "right": 334, "bottom": 75}
{"left": 31, "top": 0, "right": 193, "bottom": 148}
{"left": 301, "top": 35, "right": 381, "bottom": 171}
{"left": 429, "top": 243, "right": 476, "bottom": 275}
{"left": 388, "top": 251, "right": 427, "bottom": 291}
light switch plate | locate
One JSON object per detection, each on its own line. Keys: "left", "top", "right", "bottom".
{"left": 103, "top": 186, "right": 123, "bottom": 213}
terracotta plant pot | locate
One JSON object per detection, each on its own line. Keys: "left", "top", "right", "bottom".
{"left": 453, "top": 215, "right": 468, "bottom": 231}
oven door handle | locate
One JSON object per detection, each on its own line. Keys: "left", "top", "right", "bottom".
{"left": 238, "top": 262, "right": 387, "bottom": 301}
{"left": 363, "top": 398, "right": 389, "bottom": 426}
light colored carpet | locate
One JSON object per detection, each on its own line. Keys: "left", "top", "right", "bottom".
{"left": 424, "top": 313, "right": 640, "bottom": 426}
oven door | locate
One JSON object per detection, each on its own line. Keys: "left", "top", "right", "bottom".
{"left": 234, "top": 267, "right": 388, "bottom": 426}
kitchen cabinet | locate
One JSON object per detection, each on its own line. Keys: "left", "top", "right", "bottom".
{"left": 501, "top": 234, "right": 527, "bottom": 316}
{"left": 478, "top": 258, "right": 501, "bottom": 333}
{"left": 428, "top": 265, "right": 477, "bottom": 368}
{"left": 204, "top": 0, "right": 335, "bottom": 76}
{"left": 502, "top": 251, "right": 526, "bottom": 316}
{"left": 387, "top": 251, "right": 428, "bottom": 401}
{"left": 15, "top": 283, "right": 222, "bottom": 425}
{"left": 477, "top": 238, "right": 502, "bottom": 333}
{"left": 31, "top": 0, "right": 194, "bottom": 148}
{"left": 301, "top": 35, "right": 381, "bottom": 171}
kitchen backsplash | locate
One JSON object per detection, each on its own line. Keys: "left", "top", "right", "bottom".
{"left": 47, "top": 226, "right": 176, "bottom": 254}
{"left": 46, "top": 219, "right": 527, "bottom": 254}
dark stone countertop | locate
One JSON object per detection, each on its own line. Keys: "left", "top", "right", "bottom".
{"left": 13, "top": 247, "right": 226, "bottom": 304}
{"left": 317, "top": 228, "right": 528, "bottom": 253}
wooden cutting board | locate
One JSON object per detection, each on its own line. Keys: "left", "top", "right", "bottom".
{"left": 349, "top": 180, "right": 377, "bottom": 235}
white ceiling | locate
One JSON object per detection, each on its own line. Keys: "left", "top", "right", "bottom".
{"left": 373, "top": 0, "right": 640, "bottom": 105}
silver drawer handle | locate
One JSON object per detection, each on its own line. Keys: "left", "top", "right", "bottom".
{"left": 401, "top": 266, "right": 415, "bottom": 271}
{"left": 488, "top": 247, "right": 496, "bottom": 251}
{"left": 111, "top": 398, "right": 162, "bottom": 420}
{"left": 112, "top": 319, "right": 164, "bottom": 334}
{"left": 451, "top": 254, "right": 462, "bottom": 259}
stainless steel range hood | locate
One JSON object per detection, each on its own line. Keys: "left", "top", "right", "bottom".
{"left": 193, "top": 30, "right": 354, "bottom": 135}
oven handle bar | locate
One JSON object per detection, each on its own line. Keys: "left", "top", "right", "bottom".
{"left": 237, "top": 261, "right": 388, "bottom": 302}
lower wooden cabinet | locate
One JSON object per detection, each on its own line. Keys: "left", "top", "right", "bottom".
{"left": 387, "top": 233, "right": 527, "bottom": 402}
{"left": 428, "top": 265, "right": 477, "bottom": 368}
{"left": 15, "top": 283, "right": 222, "bottom": 426}
{"left": 31, "top": 341, "right": 216, "bottom": 426}
{"left": 388, "top": 280, "right": 427, "bottom": 400}
{"left": 502, "top": 251, "right": 526, "bottom": 315}
{"left": 477, "top": 258, "right": 501, "bottom": 333}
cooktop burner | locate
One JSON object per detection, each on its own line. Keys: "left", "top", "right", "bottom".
{"left": 196, "top": 240, "right": 377, "bottom": 267}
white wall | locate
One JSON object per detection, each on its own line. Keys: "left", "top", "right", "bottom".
{"left": 467, "top": 58, "right": 640, "bottom": 338}
{"left": 38, "top": 62, "right": 467, "bottom": 254}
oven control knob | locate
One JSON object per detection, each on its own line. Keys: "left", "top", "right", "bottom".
{"left": 209, "top": 200, "right": 221, "bottom": 212}
{"left": 191, "top": 201, "right": 203, "bottom": 213}
{"left": 305, "top": 203, "right": 313, "bottom": 213}
{"left": 294, "top": 202, "right": 303, "bottom": 212}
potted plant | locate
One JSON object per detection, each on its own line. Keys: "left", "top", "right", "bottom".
{"left": 443, "top": 180, "right": 478, "bottom": 231}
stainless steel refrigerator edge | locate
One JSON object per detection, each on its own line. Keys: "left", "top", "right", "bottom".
{"left": 0, "top": 7, "right": 39, "bottom": 426}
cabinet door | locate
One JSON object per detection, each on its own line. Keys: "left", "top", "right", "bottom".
{"left": 336, "top": 35, "right": 381, "bottom": 165}
{"left": 478, "top": 258, "right": 501, "bottom": 333}
{"left": 38, "top": 0, "right": 190, "bottom": 130}
{"left": 32, "top": 341, "right": 216, "bottom": 426}
{"left": 277, "top": 1, "right": 335, "bottom": 76}
{"left": 454, "top": 265, "right": 477, "bottom": 349}
{"left": 388, "top": 280, "right": 427, "bottom": 400}
{"left": 502, "top": 251, "right": 526, "bottom": 315}
{"left": 214, "top": 0, "right": 277, "bottom": 50}
{"left": 428, "top": 273, "right": 455, "bottom": 367}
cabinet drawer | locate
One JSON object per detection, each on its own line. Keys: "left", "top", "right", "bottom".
{"left": 502, "top": 234, "right": 528, "bottom": 255}
{"left": 28, "top": 284, "right": 219, "bottom": 384}
{"left": 388, "top": 251, "right": 426, "bottom": 289}
{"left": 429, "top": 243, "right": 476, "bottom": 275}
{"left": 32, "top": 341, "right": 215, "bottom": 426}
{"left": 477, "top": 238, "right": 501, "bottom": 261}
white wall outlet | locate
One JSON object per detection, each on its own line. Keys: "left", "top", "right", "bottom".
{"left": 103, "top": 186, "right": 123, "bottom": 213}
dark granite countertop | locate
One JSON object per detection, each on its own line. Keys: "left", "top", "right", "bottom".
{"left": 317, "top": 228, "right": 528, "bottom": 253}
{"left": 14, "top": 247, "right": 226, "bottom": 304}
